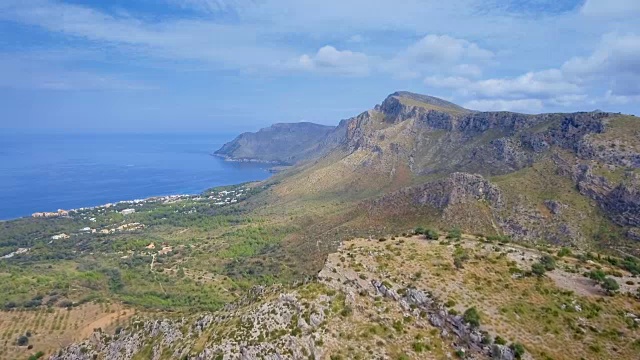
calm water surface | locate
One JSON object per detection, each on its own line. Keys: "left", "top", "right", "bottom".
{"left": 0, "top": 133, "right": 270, "bottom": 219}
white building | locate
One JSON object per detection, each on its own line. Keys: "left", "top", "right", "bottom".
{"left": 121, "top": 209, "right": 136, "bottom": 215}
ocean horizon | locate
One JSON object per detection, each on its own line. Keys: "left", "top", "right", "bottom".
{"left": 0, "top": 132, "right": 271, "bottom": 220}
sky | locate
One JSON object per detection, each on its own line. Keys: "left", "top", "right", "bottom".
{"left": 0, "top": 0, "right": 639, "bottom": 133}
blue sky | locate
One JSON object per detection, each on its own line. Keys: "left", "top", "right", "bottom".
{"left": 1, "top": 0, "right": 639, "bottom": 133}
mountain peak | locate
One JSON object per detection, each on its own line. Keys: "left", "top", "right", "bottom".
{"left": 386, "top": 91, "right": 470, "bottom": 114}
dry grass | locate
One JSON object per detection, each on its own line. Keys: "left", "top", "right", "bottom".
{"left": 0, "top": 302, "right": 133, "bottom": 360}
{"left": 322, "top": 235, "right": 640, "bottom": 360}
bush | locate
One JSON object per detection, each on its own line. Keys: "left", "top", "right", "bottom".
{"left": 557, "top": 247, "right": 572, "bottom": 257}
{"left": 588, "top": 269, "right": 606, "bottom": 283}
{"left": 414, "top": 227, "right": 425, "bottom": 235}
{"left": 447, "top": 227, "right": 462, "bottom": 240}
{"left": 531, "top": 263, "right": 547, "bottom": 277}
{"left": 28, "top": 352, "right": 45, "bottom": 360}
{"left": 510, "top": 342, "right": 525, "bottom": 359}
{"left": 494, "top": 336, "right": 507, "bottom": 345}
{"left": 425, "top": 229, "right": 439, "bottom": 240}
{"left": 539, "top": 255, "right": 556, "bottom": 271}
{"left": 463, "top": 307, "right": 480, "bottom": 328}
{"left": 17, "top": 335, "right": 29, "bottom": 346}
{"left": 412, "top": 341, "right": 429, "bottom": 353}
{"left": 601, "top": 277, "right": 619, "bottom": 295}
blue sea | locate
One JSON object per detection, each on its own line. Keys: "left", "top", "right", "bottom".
{"left": 0, "top": 133, "right": 271, "bottom": 220}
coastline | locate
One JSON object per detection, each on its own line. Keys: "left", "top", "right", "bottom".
{"left": 0, "top": 179, "right": 267, "bottom": 222}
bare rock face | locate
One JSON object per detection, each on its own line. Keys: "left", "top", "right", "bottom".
{"left": 544, "top": 200, "right": 567, "bottom": 215}
{"left": 574, "top": 164, "right": 640, "bottom": 227}
{"left": 491, "top": 344, "right": 516, "bottom": 360}
{"left": 413, "top": 173, "right": 504, "bottom": 209}
{"left": 604, "top": 174, "right": 640, "bottom": 227}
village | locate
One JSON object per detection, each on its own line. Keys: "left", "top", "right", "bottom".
{"left": 2, "top": 186, "right": 253, "bottom": 262}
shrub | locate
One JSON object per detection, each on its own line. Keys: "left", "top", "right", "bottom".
{"left": 531, "top": 263, "right": 547, "bottom": 277}
{"left": 588, "top": 269, "right": 606, "bottom": 283}
{"left": 463, "top": 307, "right": 480, "bottom": 328}
{"left": 557, "top": 247, "right": 572, "bottom": 257}
{"left": 17, "top": 335, "right": 29, "bottom": 346}
{"left": 494, "top": 336, "right": 507, "bottom": 345}
{"left": 425, "top": 229, "right": 439, "bottom": 240}
{"left": 414, "top": 227, "right": 425, "bottom": 235}
{"left": 509, "top": 342, "right": 525, "bottom": 359}
{"left": 412, "top": 341, "right": 429, "bottom": 353}
{"left": 539, "top": 255, "right": 556, "bottom": 271}
{"left": 601, "top": 277, "right": 619, "bottom": 295}
{"left": 447, "top": 227, "right": 462, "bottom": 240}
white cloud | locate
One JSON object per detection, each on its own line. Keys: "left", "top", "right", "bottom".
{"left": 295, "top": 46, "right": 370, "bottom": 76}
{"left": 580, "top": 0, "right": 640, "bottom": 17}
{"left": 0, "top": 0, "right": 292, "bottom": 71}
{"left": 454, "top": 64, "right": 483, "bottom": 78}
{"left": 405, "top": 35, "right": 494, "bottom": 65}
{"left": 469, "top": 69, "right": 580, "bottom": 98}
{"left": 604, "top": 90, "right": 640, "bottom": 105}
{"left": 425, "top": 69, "right": 581, "bottom": 100}
{"left": 562, "top": 33, "right": 640, "bottom": 96}
{"left": 383, "top": 34, "right": 494, "bottom": 80}
{"left": 463, "top": 99, "right": 544, "bottom": 113}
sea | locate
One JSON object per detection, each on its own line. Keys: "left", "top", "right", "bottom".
{"left": 0, "top": 133, "right": 271, "bottom": 220}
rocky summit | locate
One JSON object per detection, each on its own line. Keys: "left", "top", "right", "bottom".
{"left": 238, "top": 91, "right": 639, "bottom": 249}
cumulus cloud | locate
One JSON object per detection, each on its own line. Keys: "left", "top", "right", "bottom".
{"left": 383, "top": 34, "right": 494, "bottom": 79}
{"left": 463, "top": 99, "right": 544, "bottom": 113}
{"left": 562, "top": 33, "right": 640, "bottom": 96}
{"left": 295, "top": 46, "right": 370, "bottom": 76}
{"left": 425, "top": 70, "right": 580, "bottom": 99}
{"left": 405, "top": 35, "right": 493, "bottom": 64}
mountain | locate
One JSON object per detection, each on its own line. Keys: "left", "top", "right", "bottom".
{"left": 214, "top": 122, "right": 340, "bottom": 165}
{"left": 265, "top": 91, "right": 640, "bottom": 249}
{"left": 8, "top": 91, "right": 640, "bottom": 360}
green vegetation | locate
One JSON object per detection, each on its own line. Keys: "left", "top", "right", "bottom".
{"left": 447, "top": 227, "right": 462, "bottom": 240}
{"left": 453, "top": 248, "right": 470, "bottom": 269}
{"left": 531, "top": 255, "right": 556, "bottom": 276}
{"left": 601, "top": 277, "right": 620, "bottom": 295}
{"left": 0, "top": 184, "right": 296, "bottom": 312}
{"left": 509, "top": 343, "right": 525, "bottom": 359}
{"left": 463, "top": 307, "right": 480, "bottom": 328}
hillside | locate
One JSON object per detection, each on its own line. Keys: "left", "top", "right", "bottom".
{"left": 1, "top": 91, "right": 640, "bottom": 359}
{"left": 214, "top": 122, "right": 340, "bottom": 165}
{"left": 51, "top": 233, "right": 640, "bottom": 360}
{"left": 267, "top": 91, "right": 640, "bottom": 251}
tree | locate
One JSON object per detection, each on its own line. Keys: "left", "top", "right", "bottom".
{"left": 601, "top": 277, "right": 619, "bottom": 295}
{"left": 463, "top": 307, "right": 480, "bottom": 328}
